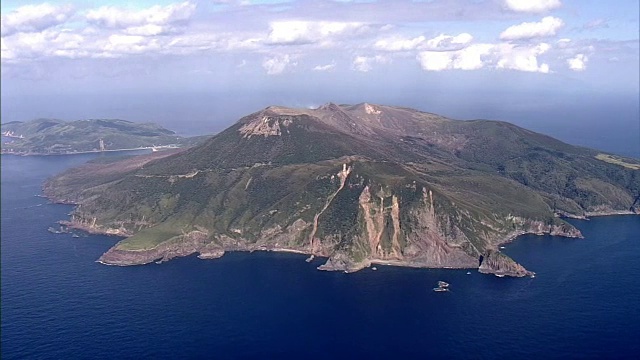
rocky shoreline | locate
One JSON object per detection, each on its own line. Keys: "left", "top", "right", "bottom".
{"left": 479, "top": 250, "right": 534, "bottom": 277}
{"left": 496, "top": 221, "right": 584, "bottom": 246}
{"left": 46, "top": 180, "right": 637, "bottom": 278}
{"left": 44, "top": 162, "right": 635, "bottom": 279}
{"left": 556, "top": 209, "right": 638, "bottom": 220}
{"left": 53, "top": 214, "right": 603, "bottom": 278}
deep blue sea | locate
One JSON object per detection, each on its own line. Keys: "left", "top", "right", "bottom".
{"left": 2, "top": 152, "right": 639, "bottom": 359}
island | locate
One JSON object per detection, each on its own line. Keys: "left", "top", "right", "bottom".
{"left": 43, "top": 103, "right": 640, "bottom": 277}
{"left": 1, "top": 118, "right": 208, "bottom": 155}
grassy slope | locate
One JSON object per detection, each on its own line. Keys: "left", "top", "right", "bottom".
{"left": 596, "top": 154, "right": 640, "bottom": 170}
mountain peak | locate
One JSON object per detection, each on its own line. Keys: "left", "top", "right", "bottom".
{"left": 318, "top": 102, "right": 341, "bottom": 111}
{"left": 262, "top": 105, "right": 307, "bottom": 116}
{"left": 362, "top": 102, "right": 382, "bottom": 115}
{"left": 235, "top": 102, "right": 451, "bottom": 140}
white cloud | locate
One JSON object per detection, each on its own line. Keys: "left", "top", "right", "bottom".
{"left": 417, "top": 42, "right": 551, "bottom": 73}
{"left": 567, "top": 53, "right": 587, "bottom": 71}
{"left": 0, "top": 0, "right": 594, "bottom": 78}
{"left": 352, "top": 55, "right": 389, "bottom": 72}
{"left": 125, "top": 24, "right": 170, "bottom": 36}
{"left": 374, "top": 33, "right": 472, "bottom": 52}
{"left": 505, "top": 0, "right": 561, "bottom": 13}
{"left": 167, "top": 31, "right": 262, "bottom": 53}
{"left": 454, "top": 44, "right": 495, "bottom": 70}
{"left": 1, "top": 41, "right": 18, "bottom": 62}
{"left": 417, "top": 44, "right": 493, "bottom": 71}
{"left": 262, "top": 54, "right": 295, "bottom": 75}
{"left": 1, "top": 22, "right": 265, "bottom": 63}
{"left": 86, "top": 2, "right": 196, "bottom": 29}
{"left": 267, "top": 21, "right": 374, "bottom": 45}
{"left": 164, "top": 33, "right": 215, "bottom": 52}
{"left": 0, "top": 38, "right": 14, "bottom": 60}
{"left": 496, "top": 43, "right": 551, "bottom": 73}
{"left": 221, "top": 35, "right": 263, "bottom": 51}
{"left": 313, "top": 61, "right": 336, "bottom": 71}
{"left": 500, "top": 16, "right": 564, "bottom": 41}
{"left": 426, "top": 33, "right": 473, "bottom": 49}
{"left": 556, "top": 38, "right": 571, "bottom": 49}
{"left": 109, "top": 35, "right": 142, "bottom": 45}
{"left": 1, "top": 28, "right": 92, "bottom": 62}
{"left": 416, "top": 51, "right": 454, "bottom": 71}
{"left": 1, "top": 3, "right": 75, "bottom": 36}
{"left": 57, "top": 31, "right": 83, "bottom": 47}
{"left": 374, "top": 35, "right": 426, "bottom": 51}
{"left": 89, "top": 34, "right": 161, "bottom": 57}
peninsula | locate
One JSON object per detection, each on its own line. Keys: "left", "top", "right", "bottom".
{"left": 43, "top": 103, "right": 640, "bottom": 277}
{"left": 1, "top": 118, "right": 207, "bottom": 155}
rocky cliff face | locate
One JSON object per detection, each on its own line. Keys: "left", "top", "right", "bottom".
{"left": 479, "top": 250, "right": 533, "bottom": 277}
{"left": 314, "top": 179, "right": 482, "bottom": 273}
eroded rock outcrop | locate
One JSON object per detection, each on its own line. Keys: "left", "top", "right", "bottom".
{"left": 479, "top": 250, "right": 534, "bottom": 277}
{"left": 98, "top": 231, "right": 210, "bottom": 265}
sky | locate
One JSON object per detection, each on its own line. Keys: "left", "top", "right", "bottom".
{"left": 1, "top": 0, "right": 639, "bottom": 154}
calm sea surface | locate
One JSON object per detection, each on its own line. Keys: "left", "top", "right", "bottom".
{"left": 1, "top": 152, "right": 639, "bottom": 359}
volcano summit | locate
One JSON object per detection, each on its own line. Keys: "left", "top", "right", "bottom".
{"left": 44, "top": 103, "right": 640, "bottom": 277}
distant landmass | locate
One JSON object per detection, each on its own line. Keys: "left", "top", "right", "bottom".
{"left": 1, "top": 118, "right": 208, "bottom": 155}
{"left": 43, "top": 103, "right": 640, "bottom": 277}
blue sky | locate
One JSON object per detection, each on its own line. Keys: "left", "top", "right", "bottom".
{"left": 1, "top": 0, "right": 638, "bottom": 153}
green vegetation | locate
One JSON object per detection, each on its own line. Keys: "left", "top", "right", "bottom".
{"left": 116, "top": 224, "right": 181, "bottom": 250}
{"left": 43, "top": 103, "right": 640, "bottom": 269}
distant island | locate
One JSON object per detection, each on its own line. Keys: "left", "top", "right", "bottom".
{"left": 1, "top": 118, "right": 207, "bottom": 155}
{"left": 43, "top": 103, "right": 640, "bottom": 277}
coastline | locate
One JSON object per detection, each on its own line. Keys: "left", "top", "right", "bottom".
{"left": 557, "top": 210, "right": 637, "bottom": 220}
{"left": 497, "top": 209, "right": 640, "bottom": 247}
{"left": 50, "top": 208, "right": 637, "bottom": 277}
{"left": 584, "top": 210, "right": 637, "bottom": 217}
{"left": 0, "top": 146, "right": 177, "bottom": 157}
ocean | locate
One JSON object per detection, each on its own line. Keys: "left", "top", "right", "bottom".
{"left": 1, "top": 152, "right": 639, "bottom": 359}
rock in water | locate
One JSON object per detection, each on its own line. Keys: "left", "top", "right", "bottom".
{"left": 479, "top": 250, "right": 535, "bottom": 278}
